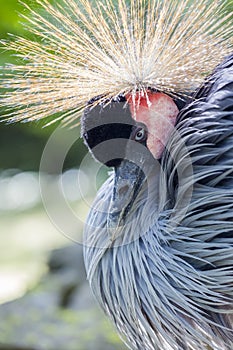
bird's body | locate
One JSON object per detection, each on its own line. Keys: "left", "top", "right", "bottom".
{"left": 83, "top": 54, "right": 233, "bottom": 350}
{"left": 1, "top": 0, "right": 233, "bottom": 349}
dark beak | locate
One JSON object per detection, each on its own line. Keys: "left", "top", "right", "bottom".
{"left": 107, "top": 159, "right": 145, "bottom": 231}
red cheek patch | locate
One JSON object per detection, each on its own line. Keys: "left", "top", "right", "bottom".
{"left": 126, "top": 91, "right": 179, "bottom": 159}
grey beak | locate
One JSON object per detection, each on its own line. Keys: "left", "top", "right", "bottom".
{"left": 107, "top": 159, "right": 145, "bottom": 230}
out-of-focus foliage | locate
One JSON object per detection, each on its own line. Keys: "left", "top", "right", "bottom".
{"left": 0, "top": 0, "right": 87, "bottom": 172}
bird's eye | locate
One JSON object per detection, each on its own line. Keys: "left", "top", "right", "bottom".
{"left": 134, "top": 127, "right": 147, "bottom": 142}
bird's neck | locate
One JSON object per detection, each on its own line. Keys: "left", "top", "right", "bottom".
{"left": 109, "top": 165, "right": 162, "bottom": 246}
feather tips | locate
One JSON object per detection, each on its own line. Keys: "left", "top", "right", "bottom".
{"left": 83, "top": 52, "right": 233, "bottom": 350}
{"left": 0, "top": 0, "right": 232, "bottom": 124}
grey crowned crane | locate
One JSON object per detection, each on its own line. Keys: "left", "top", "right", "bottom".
{"left": 1, "top": 0, "right": 233, "bottom": 349}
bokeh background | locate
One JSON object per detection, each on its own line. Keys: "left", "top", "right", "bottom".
{"left": 0, "top": 1, "right": 126, "bottom": 349}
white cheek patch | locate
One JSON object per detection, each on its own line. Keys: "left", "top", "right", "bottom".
{"left": 127, "top": 92, "right": 179, "bottom": 159}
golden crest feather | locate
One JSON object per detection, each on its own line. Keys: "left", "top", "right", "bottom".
{"left": 0, "top": 0, "right": 232, "bottom": 125}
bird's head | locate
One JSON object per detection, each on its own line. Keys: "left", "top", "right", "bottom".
{"left": 81, "top": 90, "right": 179, "bottom": 230}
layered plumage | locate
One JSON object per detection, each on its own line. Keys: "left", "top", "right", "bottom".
{"left": 83, "top": 54, "right": 233, "bottom": 350}
{"left": 1, "top": 1, "right": 233, "bottom": 350}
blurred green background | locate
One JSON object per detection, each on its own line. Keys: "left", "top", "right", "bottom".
{"left": 0, "top": 1, "right": 124, "bottom": 349}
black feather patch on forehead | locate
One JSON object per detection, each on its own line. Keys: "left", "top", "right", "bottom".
{"left": 81, "top": 99, "right": 135, "bottom": 167}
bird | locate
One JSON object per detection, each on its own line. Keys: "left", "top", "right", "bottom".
{"left": 1, "top": 0, "right": 233, "bottom": 350}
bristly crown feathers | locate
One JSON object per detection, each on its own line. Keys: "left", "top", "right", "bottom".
{"left": 0, "top": 0, "right": 232, "bottom": 125}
